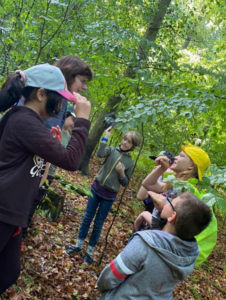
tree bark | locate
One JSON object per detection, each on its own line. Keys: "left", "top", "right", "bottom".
{"left": 79, "top": 0, "right": 172, "bottom": 175}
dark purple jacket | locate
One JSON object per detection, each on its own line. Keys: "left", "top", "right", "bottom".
{"left": 0, "top": 106, "right": 90, "bottom": 227}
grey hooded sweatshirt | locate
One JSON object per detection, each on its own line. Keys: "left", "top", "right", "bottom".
{"left": 97, "top": 230, "right": 199, "bottom": 300}
{"left": 95, "top": 142, "right": 134, "bottom": 192}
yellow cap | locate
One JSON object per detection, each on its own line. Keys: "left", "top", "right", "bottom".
{"left": 181, "top": 145, "right": 211, "bottom": 180}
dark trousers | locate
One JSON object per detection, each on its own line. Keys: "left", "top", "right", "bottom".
{"left": 22, "top": 175, "right": 54, "bottom": 239}
{"left": 143, "top": 198, "right": 154, "bottom": 214}
{"left": 0, "top": 221, "right": 22, "bottom": 295}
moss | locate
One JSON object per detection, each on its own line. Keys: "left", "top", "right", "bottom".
{"left": 190, "top": 287, "right": 200, "bottom": 299}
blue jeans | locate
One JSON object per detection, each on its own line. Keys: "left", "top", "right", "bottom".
{"left": 78, "top": 190, "right": 114, "bottom": 247}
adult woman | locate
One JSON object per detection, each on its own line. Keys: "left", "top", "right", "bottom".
{"left": 0, "top": 64, "right": 91, "bottom": 294}
{"left": 43, "top": 55, "right": 93, "bottom": 131}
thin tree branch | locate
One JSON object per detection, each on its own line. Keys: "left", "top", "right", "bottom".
{"left": 35, "top": 0, "right": 51, "bottom": 64}
{"left": 35, "top": 0, "right": 72, "bottom": 64}
{"left": 25, "top": 0, "right": 36, "bottom": 22}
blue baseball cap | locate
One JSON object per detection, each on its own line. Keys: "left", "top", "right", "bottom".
{"left": 23, "top": 64, "right": 76, "bottom": 102}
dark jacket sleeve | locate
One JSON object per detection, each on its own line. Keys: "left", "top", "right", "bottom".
{"left": 12, "top": 115, "right": 90, "bottom": 171}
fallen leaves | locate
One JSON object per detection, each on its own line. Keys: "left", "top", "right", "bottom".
{"left": 1, "top": 158, "right": 226, "bottom": 300}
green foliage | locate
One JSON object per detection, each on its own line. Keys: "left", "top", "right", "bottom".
{"left": 55, "top": 174, "right": 93, "bottom": 197}
{"left": 163, "top": 171, "right": 226, "bottom": 212}
{"left": 1, "top": 0, "right": 226, "bottom": 202}
{"left": 64, "top": 183, "right": 92, "bottom": 197}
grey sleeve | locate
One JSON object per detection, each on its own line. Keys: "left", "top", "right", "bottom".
{"left": 119, "top": 162, "right": 134, "bottom": 186}
{"left": 97, "top": 142, "right": 111, "bottom": 158}
{"left": 97, "top": 235, "right": 147, "bottom": 293}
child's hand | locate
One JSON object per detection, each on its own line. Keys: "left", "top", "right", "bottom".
{"left": 104, "top": 126, "right": 112, "bottom": 139}
{"left": 50, "top": 125, "right": 62, "bottom": 143}
{"left": 155, "top": 156, "right": 170, "bottom": 171}
{"left": 73, "top": 92, "right": 91, "bottom": 120}
{"left": 115, "top": 162, "right": 125, "bottom": 177}
{"left": 147, "top": 191, "right": 166, "bottom": 212}
{"left": 134, "top": 211, "right": 152, "bottom": 231}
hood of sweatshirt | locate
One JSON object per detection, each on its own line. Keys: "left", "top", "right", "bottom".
{"left": 135, "top": 230, "right": 199, "bottom": 281}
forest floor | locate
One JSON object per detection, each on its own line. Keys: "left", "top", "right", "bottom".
{"left": 1, "top": 157, "right": 226, "bottom": 300}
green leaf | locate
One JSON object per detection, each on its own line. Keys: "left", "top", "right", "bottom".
{"left": 215, "top": 197, "right": 226, "bottom": 211}
{"left": 187, "top": 178, "right": 199, "bottom": 185}
{"left": 202, "top": 193, "right": 216, "bottom": 207}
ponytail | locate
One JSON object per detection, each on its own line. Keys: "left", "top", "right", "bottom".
{"left": 0, "top": 73, "right": 24, "bottom": 112}
{"left": 0, "top": 72, "right": 62, "bottom": 118}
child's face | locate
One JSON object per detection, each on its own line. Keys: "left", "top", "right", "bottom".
{"left": 170, "top": 151, "right": 193, "bottom": 173}
{"left": 160, "top": 196, "right": 182, "bottom": 219}
{"left": 63, "top": 116, "right": 75, "bottom": 131}
{"left": 120, "top": 134, "right": 133, "bottom": 151}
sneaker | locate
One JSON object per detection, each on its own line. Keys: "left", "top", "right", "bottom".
{"left": 66, "top": 245, "right": 82, "bottom": 255}
{"left": 83, "top": 253, "right": 93, "bottom": 265}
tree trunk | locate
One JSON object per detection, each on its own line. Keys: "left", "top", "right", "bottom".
{"left": 183, "top": 36, "right": 191, "bottom": 49}
{"left": 79, "top": 0, "right": 172, "bottom": 175}
{"left": 79, "top": 95, "right": 121, "bottom": 174}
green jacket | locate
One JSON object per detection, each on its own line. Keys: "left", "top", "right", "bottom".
{"left": 95, "top": 142, "right": 134, "bottom": 192}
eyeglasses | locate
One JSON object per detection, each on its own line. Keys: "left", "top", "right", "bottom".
{"left": 77, "top": 75, "right": 88, "bottom": 87}
{"left": 166, "top": 196, "right": 177, "bottom": 224}
{"left": 166, "top": 196, "right": 176, "bottom": 212}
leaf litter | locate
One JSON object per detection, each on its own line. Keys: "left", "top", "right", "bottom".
{"left": 1, "top": 157, "right": 226, "bottom": 300}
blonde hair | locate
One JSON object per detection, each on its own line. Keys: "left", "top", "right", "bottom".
{"left": 124, "top": 131, "right": 142, "bottom": 148}
{"left": 163, "top": 161, "right": 198, "bottom": 192}
{"left": 175, "top": 161, "right": 198, "bottom": 181}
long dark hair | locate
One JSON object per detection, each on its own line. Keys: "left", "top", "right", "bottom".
{"left": 0, "top": 73, "right": 62, "bottom": 117}
{"left": 0, "top": 74, "right": 24, "bottom": 112}
{"left": 54, "top": 56, "right": 93, "bottom": 90}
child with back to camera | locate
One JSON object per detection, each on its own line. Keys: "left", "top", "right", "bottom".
{"left": 21, "top": 109, "right": 77, "bottom": 242}
{"left": 21, "top": 56, "right": 93, "bottom": 243}
{"left": 0, "top": 64, "right": 91, "bottom": 294}
{"left": 66, "top": 126, "right": 141, "bottom": 265}
{"left": 97, "top": 192, "right": 212, "bottom": 300}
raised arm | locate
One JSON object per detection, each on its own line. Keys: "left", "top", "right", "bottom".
{"left": 147, "top": 191, "right": 166, "bottom": 212}
{"left": 137, "top": 186, "right": 149, "bottom": 201}
{"left": 97, "top": 126, "right": 112, "bottom": 158}
{"left": 12, "top": 96, "right": 91, "bottom": 171}
{"left": 134, "top": 211, "right": 152, "bottom": 231}
{"left": 142, "top": 156, "right": 170, "bottom": 193}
